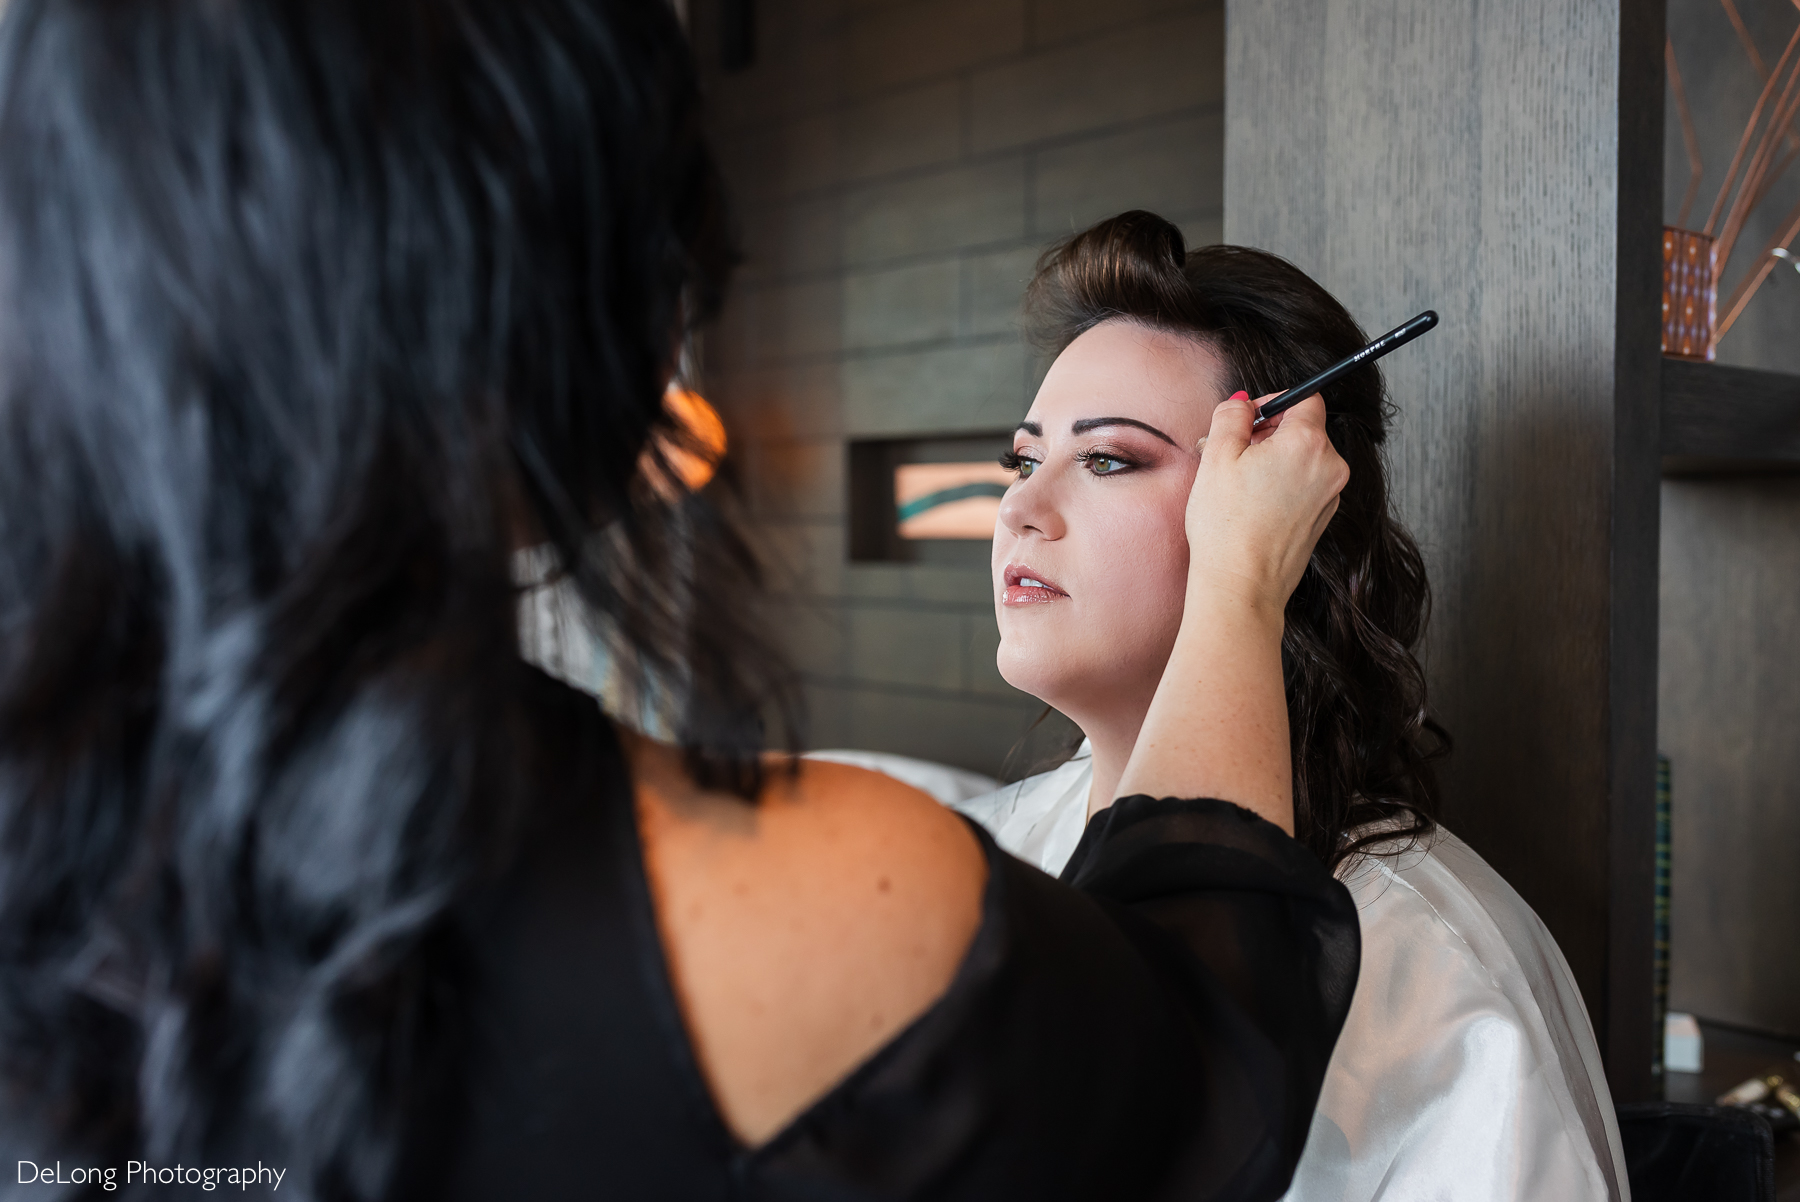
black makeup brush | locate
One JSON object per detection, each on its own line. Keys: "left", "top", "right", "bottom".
{"left": 1253, "top": 311, "right": 1439, "bottom": 425}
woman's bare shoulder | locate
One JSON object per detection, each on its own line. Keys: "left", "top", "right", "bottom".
{"left": 625, "top": 735, "right": 987, "bottom": 1147}
{"left": 632, "top": 742, "right": 985, "bottom": 871}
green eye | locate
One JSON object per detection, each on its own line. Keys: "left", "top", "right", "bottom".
{"left": 1088, "top": 456, "right": 1125, "bottom": 475}
{"left": 1000, "top": 451, "right": 1037, "bottom": 479}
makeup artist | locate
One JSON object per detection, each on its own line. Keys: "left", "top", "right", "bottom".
{"left": 0, "top": 3, "right": 1354, "bottom": 1198}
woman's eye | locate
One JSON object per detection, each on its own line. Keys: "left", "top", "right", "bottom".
{"left": 1087, "top": 455, "right": 1126, "bottom": 475}
{"left": 999, "top": 451, "right": 1037, "bottom": 479}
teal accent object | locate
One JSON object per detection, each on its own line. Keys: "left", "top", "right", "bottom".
{"left": 896, "top": 482, "right": 1008, "bottom": 523}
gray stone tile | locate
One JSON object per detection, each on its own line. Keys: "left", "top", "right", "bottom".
{"left": 1031, "top": 109, "right": 1225, "bottom": 237}
{"left": 842, "top": 341, "right": 1030, "bottom": 436}
{"left": 749, "top": 437, "right": 846, "bottom": 518}
{"left": 767, "top": 595, "right": 849, "bottom": 678}
{"left": 712, "top": 120, "right": 783, "bottom": 204}
{"left": 840, "top": 79, "right": 968, "bottom": 183}
{"left": 735, "top": 195, "right": 845, "bottom": 284}
{"left": 707, "top": 361, "right": 844, "bottom": 440}
{"left": 1028, "top": 0, "right": 1210, "bottom": 49}
{"left": 753, "top": 518, "right": 847, "bottom": 598}
{"left": 763, "top": 0, "right": 858, "bottom": 42}
{"left": 969, "top": 9, "right": 1224, "bottom": 153}
{"left": 845, "top": 0, "right": 1026, "bottom": 96}
{"left": 844, "top": 258, "right": 961, "bottom": 349}
{"left": 1027, "top": 346, "right": 1053, "bottom": 399}
{"left": 777, "top": 80, "right": 965, "bottom": 196}
{"left": 798, "top": 680, "right": 858, "bottom": 749}
{"left": 718, "top": 278, "right": 844, "bottom": 366}
{"left": 709, "top": 294, "right": 753, "bottom": 375}
{"left": 843, "top": 157, "right": 1028, "bottom": 266}
{"left": 841, "top": 686, "right": 1044, "bottom": 776}
{"left": 1179, "top": 213, "right": 1225, "bottom": 250}
{"left": 964, "top": 611, "right": 1031, "bottom": 699}
{"left": 844, "top": 564, "right": 996, "bottom": 605}
{"left": 845, "top": 606, "right": 966, "bottom": 690}
{"left": 963, "top": 244, "right": 1043, "bottom": 337}
{"left": 706, "top": 27, "right": 849, "bottom": 134}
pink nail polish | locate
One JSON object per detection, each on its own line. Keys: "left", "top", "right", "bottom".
{"left": 1230, "top": 390, "right": 1249, "bottom": 401}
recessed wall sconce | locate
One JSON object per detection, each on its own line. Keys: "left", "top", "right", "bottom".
{"left": 895, "top": 462, "right": 1011, "bottom": 540}
{"left": 848, "top": 434, "right": 1012, "bottom": 564}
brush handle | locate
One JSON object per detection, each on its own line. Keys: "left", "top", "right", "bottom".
{"left": 1253, "top": 310, "right": 1439, "bottom": 425}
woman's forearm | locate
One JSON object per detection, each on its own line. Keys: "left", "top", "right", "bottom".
{"left": 1105, "top": 580, "right": 1292, "bottom": 832}
{"left": 1103, "top": 392, "right": 1345, "bottom": 834}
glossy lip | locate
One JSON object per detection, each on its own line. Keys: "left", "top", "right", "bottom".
{"left": 1001, "top": 563, "right": 1069, "bottom": 605}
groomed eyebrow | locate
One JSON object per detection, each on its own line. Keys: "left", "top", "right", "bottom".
{"left": 1015, "top": 420, "right": 1042, "bottom": 436}
{"left": 1069, "top": 417, "right": 1177, "bottom": 446}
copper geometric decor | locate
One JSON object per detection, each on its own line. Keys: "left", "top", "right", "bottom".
{"left": 1662, "top": 227, "right": 1718, "bottom": 362}
{"left": 1662, "top": 11, "right": 1800, "bottom": 357}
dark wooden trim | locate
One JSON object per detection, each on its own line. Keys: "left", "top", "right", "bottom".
{"left": 1226, "top": 0, "right": 1672, "bottom": 1105}
{"left": 1661, "top": 359, "right": 1800, "bottom": 474}
{"left": 1603, "top": 0, "right": 1666, "bottom": 1106}
{"left": 846, "top": 440, "right": 903, "bottom": 563}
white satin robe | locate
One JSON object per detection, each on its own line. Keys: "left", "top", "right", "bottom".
{"left": 954, "top": 744, "right": 1631, "bottom": 1202}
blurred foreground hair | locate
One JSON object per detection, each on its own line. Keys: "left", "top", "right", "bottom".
{"left": 1025, "top": 211, "right": 1451, "bottom": 870}
{"left": 0, "top": 0, "right": 792, "bottom": 1192}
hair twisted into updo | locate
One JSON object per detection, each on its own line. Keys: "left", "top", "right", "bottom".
{"left": 1024, "top": 210, "right": 1450, "bottom": 869}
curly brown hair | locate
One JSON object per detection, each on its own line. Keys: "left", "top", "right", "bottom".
{"left": 1024, "top": 210, "right": 1450, "bottom": 869}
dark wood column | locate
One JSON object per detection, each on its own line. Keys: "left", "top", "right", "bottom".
{"left": 1224, "top": 0, "right": 1666, "bottom": 1101}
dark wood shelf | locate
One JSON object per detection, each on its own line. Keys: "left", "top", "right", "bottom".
{"left": 1663, "top": 358, "right": 1800, "bottom": 476}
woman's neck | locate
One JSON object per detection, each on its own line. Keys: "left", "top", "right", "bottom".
{"left": 1073, "top": 705, "right": 1150, "bottom": 821}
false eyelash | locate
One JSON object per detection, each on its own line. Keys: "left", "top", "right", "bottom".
{"left": 998, "top": 450, "right": 1031, "bottom": 471}
{"left": 1074, "top": 449, "right": 1140, "bottom": 472}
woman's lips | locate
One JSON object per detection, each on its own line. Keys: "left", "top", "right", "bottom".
{"left": 1002, "top": 564, "right": 1069, "bottom": 605}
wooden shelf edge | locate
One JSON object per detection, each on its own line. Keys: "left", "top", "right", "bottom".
{"left": 1661, "top": 358, "right": 1800, "bottom": 477}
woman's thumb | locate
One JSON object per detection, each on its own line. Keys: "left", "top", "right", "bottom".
{"left": 1203, "top": 391, "right": 1255, "bottom": 460}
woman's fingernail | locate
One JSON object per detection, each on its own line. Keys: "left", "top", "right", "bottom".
{"left": 1230, "top": 390, "right": 1249, "bottom": 401}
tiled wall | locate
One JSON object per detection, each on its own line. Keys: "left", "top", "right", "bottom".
{"left": 689, "top": 0, "right": 1225, "bottom": 775}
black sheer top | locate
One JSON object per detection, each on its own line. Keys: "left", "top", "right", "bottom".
{"left": 439, "top": 679, "right": 1359, "bottom": 1201}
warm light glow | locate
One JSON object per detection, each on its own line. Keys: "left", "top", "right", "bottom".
{"left": 895, "top": 462, "right": 1011, "bottom": 540}
{"left": 655, "top": 384, "right": 727, "bottom": 492}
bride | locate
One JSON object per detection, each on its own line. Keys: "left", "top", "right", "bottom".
{"left": 961, "top": 210, "right": 1629, "bottom": 1202}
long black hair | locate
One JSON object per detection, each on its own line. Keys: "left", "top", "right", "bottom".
{"left": 1024, "top": 210, "right": 1450, "bottom": 870}
{"left": 0, "top": 0, "right": 791, "bottom": 1192}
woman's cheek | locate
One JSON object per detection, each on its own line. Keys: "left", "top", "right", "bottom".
{"left": 1083, "top": 499, "right": 1189, "bottom": 641}
{"left": 992, "top": 481, "right": 1191, "bottom": 700}
{"left": 1106, "top": 491, "right": 1191, "bottom": 594}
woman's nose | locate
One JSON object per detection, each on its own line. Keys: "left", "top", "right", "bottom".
{"left": 998, "top": 473, "right": 1065, "bottom": 540}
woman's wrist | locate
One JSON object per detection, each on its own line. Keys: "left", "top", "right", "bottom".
{"left": 1181, "top": 570, "right": 1289, "bottom": 641}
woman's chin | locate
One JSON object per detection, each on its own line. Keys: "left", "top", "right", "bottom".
{"left": 994, "top": 653, "right": 1075, "bottom": 710}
